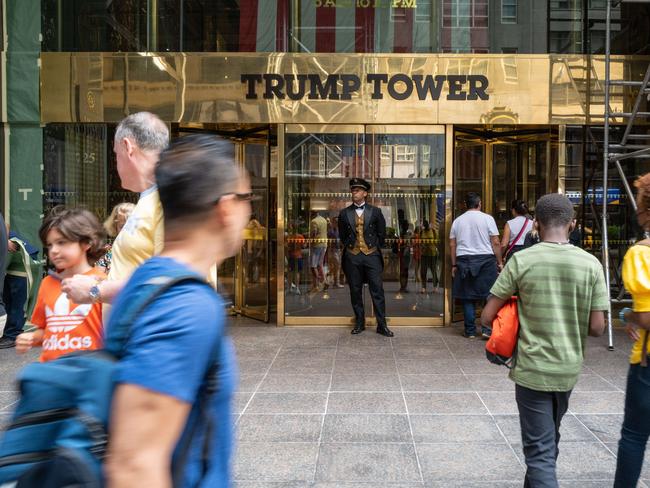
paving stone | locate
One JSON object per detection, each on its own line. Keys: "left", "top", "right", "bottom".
{"left": 417, "top": 443, "right": 523, "bottom": 482}
{"left": 237, "top": 414, "right": 323, "bottom": 442}
{"left": 238, "top": 374, "right": 265, "bottom": 392}
{"left": 576, "top": 414, "right": 625, "bottom": 443}
{"left": 410, "top": 415, "right": 505, "bottom": 443}
{"left": 392, "top": 346, "right": 453, "bottom": 360}
{"left": 396, "top": 359, "right": 463, "bottom": 375}
{"left": 335, "top": 345, "right": 395, "bottom": 361}
{"left": 465, "top": 374, "right": 515, "bottom": 391}
{"left": 239, "top": 359, "right": 274, "bottom": 375}
{"left": 313, "top": 484, "right": 424, "bottom": 488}
{"left": 315, "top": 443, "right": 421, "bottom": 483}
{"left": 321, "top": 414, "right": 411, "bottom": 442}
{"left": 400, "top": 374, "right": 472, "bottom": 392}
{"left": 234, "top": 483, "right": 310, "bottom": 488}
{"left": 270, "top": 357, "right": 335, "bottom": 375}
{"left": 234, "top": 391, "right": 254, "bottom": 414}
{"left": 275, "top": 347, "right": 337, "bottom": 361}
{"left": 234, "top": 442, "right": 319, "bottom": 482}
{"left": 235, "top": 345, "right": 282, "bottom": 361}
{"left": 477, "top": 390, "right": 519, "bottom": 415}
{"left": 338, "top": 333, "right": 395, "bottom": 347}
{"left": 568, "top": 391, "right": 625, "bottom": 414}
{"left": 258, "top": 374, "right": 332, "bottom": 392}
{"left": 573, "top": 374, "right": 622, "bottom": 392}
{"left": 334, "top": 359, "right": 398, "bottom": 375}
{"left": 404, "top": 392, "right": 487, "bottom": 415}
{"left": 327, "top": 392, "right": 406, "bottom": 414}
{"left": 330, "top": 374, "right": 401, "bottom": 392}
{"left": 245, "top": 392, "right": 328, "bottom": 414}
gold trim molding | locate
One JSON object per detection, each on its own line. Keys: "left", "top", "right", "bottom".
{"left": 40, "top": 53, "right": 650, "bottom": 125}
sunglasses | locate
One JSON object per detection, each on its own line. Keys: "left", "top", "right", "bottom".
{"left": 216, "top": 192, "right": 260, "bottom": 203}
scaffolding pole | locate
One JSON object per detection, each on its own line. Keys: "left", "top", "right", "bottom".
{"left": 603, "top": 0, "right": 614, "bottom": 351}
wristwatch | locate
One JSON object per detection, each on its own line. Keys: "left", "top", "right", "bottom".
{"left": 619, "top": 307, "right": 632, "bottom": 324}
{"left": 89, "top": 283, "right": 102, "bottom": 303}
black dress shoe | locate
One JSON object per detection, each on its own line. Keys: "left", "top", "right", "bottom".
{"left": 351, "top": 325, "right": 365, "bottom": 334}
{"left": 376, "top": 325, "right": 394, "bottom": 337}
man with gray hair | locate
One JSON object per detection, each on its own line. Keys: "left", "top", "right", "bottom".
{"left": 481, "top": 193, "right": 608, "bottom": 487}
{"left": 62, "top": 112, "right": 170, "bottom": 305}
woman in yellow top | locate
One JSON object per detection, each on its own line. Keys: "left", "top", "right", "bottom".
{"left": 615, "top": 172, "right": 650, "bottom": 488}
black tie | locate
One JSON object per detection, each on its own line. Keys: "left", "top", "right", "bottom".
{"left": 355, "top": 204, "right": 365, "bottom": 210}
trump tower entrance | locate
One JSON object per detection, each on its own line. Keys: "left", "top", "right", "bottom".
{"left": 37, "top": 52, "right": 645, "bottom": 326}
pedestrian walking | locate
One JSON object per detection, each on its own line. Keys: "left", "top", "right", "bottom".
{"left": 309, "top": 210, "right": 328, "bottom": 293}
{"left": 481, "top": 193, "right": 608, "bottom": 488}
{"left": 97, "top": 202, "right": 135, "bottom": 273}
{"left": 501, "top": 199, "right": 533, "bottom": 262}
{"left": 450, "top": 192, "right": 502, "bottom": 338}
{"left": 104, "top": 134, "right": 249, "bottom": 487}
{"left": 420, "top": 219, "right": 439, "bottom": 293}
{"left": 0, "top": 214, "right": 7, "bottom": 338}
{"left": 61, "top": 112, "right": 169, "bottom": 306}
{"left": 338, "top": 178, "right": 393, "bottom": 337}
{"left": 614, "top": 172, "right": 650, "bottom": 488}
{"left": 15, "top": 207, "right": 106, "bottom": 361}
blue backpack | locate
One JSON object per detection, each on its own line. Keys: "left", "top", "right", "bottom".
{"left": 0, "top": 268, "right": 217, "bottom": 487}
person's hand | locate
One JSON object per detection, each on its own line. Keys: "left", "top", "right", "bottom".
{"left": 7, "top": 240, "right": 17, "bottom": 252}
{"left": 625, "top": 324, "right": 641, "bottom": 342}
{"left": 497, "top": 262, "right": 504, "bottom": 272}
{"left": 61, "top": 274, "right": 96, "bottom": 304}
{"left": 451, "top": 265, "right": 456, "bottom": 278}
{"left": 16, "top": 333, "right": 35, "bottom": 354}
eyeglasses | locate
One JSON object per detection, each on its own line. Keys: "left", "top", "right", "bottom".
{"left": 216, "top": 192, "right": 260, "bottom": 204}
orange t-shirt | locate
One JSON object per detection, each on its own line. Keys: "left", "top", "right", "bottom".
{"left": 31, "top": 267, "right": 106, "bottom": 362}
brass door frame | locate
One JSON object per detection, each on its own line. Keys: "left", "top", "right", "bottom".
{"left": 279, "top": 123, "right": 448, "bottom": 327}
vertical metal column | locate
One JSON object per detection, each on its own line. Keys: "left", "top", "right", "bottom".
{"left": 602, "top": 0, "right": 614, "bottom": 350}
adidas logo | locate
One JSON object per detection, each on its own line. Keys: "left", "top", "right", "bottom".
{"left": 45, "top": 293, "right": 92, "bottom": 333}
{"left": 42, "top": 334, "right": 93, "bottom": 351}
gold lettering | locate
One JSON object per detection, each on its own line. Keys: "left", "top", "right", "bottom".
{"left": 324, "top": 0, "right": 336, "bottom": 6}
{"left": 358, "top": 0, "right": 371, "bottom": 6}
{"left": 314, "top": 0, "right": 322, "bottom": 6}
{"left": 402, "top": 0, "right": 416, "bottom": 7}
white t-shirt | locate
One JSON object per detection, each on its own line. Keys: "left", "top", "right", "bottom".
{"left": 508, "top": 216, "right": 532, "bottom": 245}
{"left": 450, "top": 210, "right": 499, "bottom": 256}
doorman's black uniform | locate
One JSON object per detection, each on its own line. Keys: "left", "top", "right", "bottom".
{"left": 338, "top": 201, "right": 388, "bottom": 330}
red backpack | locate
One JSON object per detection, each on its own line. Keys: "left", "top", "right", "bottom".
{"left": 485, "top": 297, "right": 519, "bottom": 368}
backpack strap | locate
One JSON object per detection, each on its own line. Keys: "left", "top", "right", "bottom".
{"left": 103, "top": 268, "right": 211, "bottom": 357}
{"left": 505, "top": 219, "right": 531, "bottom": 258}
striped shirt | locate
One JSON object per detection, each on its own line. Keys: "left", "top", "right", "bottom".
{"left": 491, "top": 243, "right": 609, "bottom": 392}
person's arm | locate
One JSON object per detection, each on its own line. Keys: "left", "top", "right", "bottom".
{"left": 480, "top": 294, "right": 508, "bottom": 329}
{"left": 105, "top": 384, "right": 191, "bottom": 488}
{"left": 376, "top": 209, "right": 386, "bottom": 247}
{"left": 15, "top": 328, "right": 44, "bottom": 354}
{"left": 491, "top": 235, "right": 503, "bottom": 269}
{"left": 449, "top": 238, "right": 457, "bottom": 278}
{"left": 500, "top": 223, "right": 511, "bottom": 255}
{"left": 61, "top": 275, "right": 126, "bottom": 304}
{"left": 588, "top": 310, "right": 606, "bottom": 337}
{"left": 623, "top": 309, "right": 650, "bottom": 331}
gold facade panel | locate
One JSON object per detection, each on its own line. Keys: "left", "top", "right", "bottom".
{"left": 40, "top": 53, "right": 650, "bottom": 125}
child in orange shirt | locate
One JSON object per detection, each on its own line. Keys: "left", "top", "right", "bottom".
{"left": 16, "top": 207, "right": 106, "bottom": 362}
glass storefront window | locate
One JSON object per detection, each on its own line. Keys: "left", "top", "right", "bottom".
{"left": 39, "top": 0, "right": 650, "bottom": 54}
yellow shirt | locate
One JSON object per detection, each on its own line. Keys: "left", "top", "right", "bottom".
{"left": 622, "top": 244, "right": 650, "bottom": 364}
{"left": 108, "top": 187, "right": 164, "bottom": 282}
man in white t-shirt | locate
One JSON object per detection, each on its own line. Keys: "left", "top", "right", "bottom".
{"left": 449, "top": 192, "right": 503, "bottom": 339}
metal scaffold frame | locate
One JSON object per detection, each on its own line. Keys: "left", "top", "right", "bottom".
{"left": 603, "top": 0, "right": 650, "bottom": 350}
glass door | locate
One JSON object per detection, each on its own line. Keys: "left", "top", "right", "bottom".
{"left": 282, "top": 124, "right": 446, "bottom": 326}
{"left": 239, "top": 142, "right": 271, "bottom": 322}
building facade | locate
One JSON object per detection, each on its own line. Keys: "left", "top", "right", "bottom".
{"left": 3, "top": 0, "right": 650, "bottom": 326}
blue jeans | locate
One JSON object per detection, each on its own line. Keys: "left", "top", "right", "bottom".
{"left": 614, "top": 363, "right": 650, "bottom": 487}
{"left": 516, "top": 384, "right": 571, "bottom": 488}
{"left": 462, "top": 299, "right": 490, "bottom": 336}
{"left": 2, "top": 275, "right": 27, "bottom": 340}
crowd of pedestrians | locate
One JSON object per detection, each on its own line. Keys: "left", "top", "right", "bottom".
{"left": 0, "top": 110, "right": 648, "bottom": 486}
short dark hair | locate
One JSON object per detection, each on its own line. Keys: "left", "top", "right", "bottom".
{"left": 39, "top": 206, "right": 106, "bottom": 263}
{"left": 155, "top": 134, "right": 241, "bottom": 229}
{"left": 534, "top": 193, "right": 575, "bottom": 228}
{"left": 511, "top": 199, "right": 529, "bottom": 216}
{"left": 465, "top": 192, "right": 481, "bottom": 209}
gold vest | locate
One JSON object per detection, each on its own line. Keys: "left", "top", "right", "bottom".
{"left": 349, "top": 211, "right": 376, "bottom": 256}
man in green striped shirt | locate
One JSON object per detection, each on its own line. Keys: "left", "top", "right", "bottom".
{"left": 481, "top": 193, "right": 608, "bottom": 488}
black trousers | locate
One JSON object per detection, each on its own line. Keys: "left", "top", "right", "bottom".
{"left": 516, "top": 384, "right": 572, "bottom": 488}
{"left": 342, "top": 251, "right": 387, "bottom": 327}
